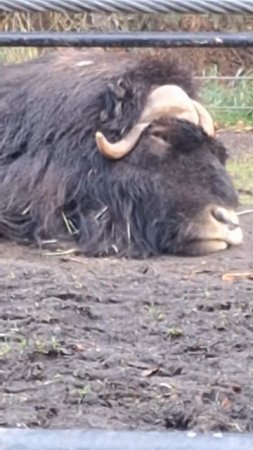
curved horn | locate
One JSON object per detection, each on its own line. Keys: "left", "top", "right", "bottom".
{"left": 95, "top": 85, "right": 200, "bottom": 159}
{"left": 192, "top": 100, "right": 215, "bottom": 137}
{"left": 95, "top": 123, "right": 148, "bottom": 159}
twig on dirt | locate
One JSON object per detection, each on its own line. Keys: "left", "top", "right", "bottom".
{"left": 60, "top": 256, "right": 88, "bottom": 265}
{"left": 182, "top": 269, "right": 215, "bottom": 279}
{"left": 237, "top": 209, "right": 253, "bottom": 216}
{"left": 44, "top": 248, "right": 78, "bottom": 256}
{"left": 41, "top": 239, "right": 58, "bottom": 245}
{"left": 222, "top": 272, "right": 253, "bottom": 282}
{"left": 141, "top": 367, "right": 159, "bottom": 377}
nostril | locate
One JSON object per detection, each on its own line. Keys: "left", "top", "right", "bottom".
{"left": 212, "top": 207, "right": 239, "bottom": 230}
{"left": 227, "top": 222, "right": 239, "bottom": 231}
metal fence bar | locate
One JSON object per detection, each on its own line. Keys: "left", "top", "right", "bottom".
{"left": 1, "top": 31, "right": 253, "bottom": 47}
{"left": 1, "top": 0, "right": 253, "bottom": 14}
{"left": 0, "top": 429, "right": 253, "bottom": 450}
{"left": 195, "top": 76, "right": 253, "bottom": 80}
{"left": 207, "top": 107, "right": 253, "bottom": 110}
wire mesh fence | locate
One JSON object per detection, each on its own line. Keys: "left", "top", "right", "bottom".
{"left": 196, "top": 74, "right": 253, "bottom": 126}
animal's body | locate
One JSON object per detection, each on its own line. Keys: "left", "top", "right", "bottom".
{"left": 0, "top": 49, "right": 242, "bottom": 257}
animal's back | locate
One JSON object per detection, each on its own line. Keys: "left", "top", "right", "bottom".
{"left": 0, "top": 49, "right": 197, "bottom": 163}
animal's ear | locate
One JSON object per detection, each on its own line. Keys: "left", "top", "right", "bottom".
{"left": 99, "top": 77, "right": 133, "bottom": 123}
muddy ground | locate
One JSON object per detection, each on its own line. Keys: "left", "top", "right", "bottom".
{"left": 0, "top": 132, "right": 252, "bottom": 432}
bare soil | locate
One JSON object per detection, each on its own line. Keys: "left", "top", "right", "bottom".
{"left": 0, "top": 132, "right": 252, "bottom": 432}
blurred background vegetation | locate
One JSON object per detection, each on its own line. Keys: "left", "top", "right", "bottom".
{"left": 0, "top": 11, "right": 253, "bottom": 128}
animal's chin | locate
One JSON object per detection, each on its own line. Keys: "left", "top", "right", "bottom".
{"left": 178, "top": 239, "right": 229, "bottom": 256}
{"left": 178, "top": 228, "right": 243, "bottom": 257}
{"left": 177, "top": 205, "right": 244, "bottom": 256}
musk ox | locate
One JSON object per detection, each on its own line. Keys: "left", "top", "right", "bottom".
{"left": 0, "top": 49, "right": 243, "bottom": 257}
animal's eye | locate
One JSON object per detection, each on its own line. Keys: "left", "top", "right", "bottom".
{"left": 150, "top": 125, "right": 169, "bottom": 142}
{"left": 151, "top": 134, "right": 168, "bottom": 146}
{"left": 148, "top": 134, "right": 170, "bottom": 158}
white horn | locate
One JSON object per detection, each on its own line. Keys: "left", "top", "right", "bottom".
{"left": 95, "top": 84, "right": 201, "bottom": 159}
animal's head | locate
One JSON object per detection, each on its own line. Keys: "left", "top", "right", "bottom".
{"left": 94, "top": 85, "right": 242, "bottom": 256}
{"left": 98, "top": 117, "right": 242, "bottom": 256}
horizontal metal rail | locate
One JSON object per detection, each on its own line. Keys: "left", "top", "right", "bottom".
{"left": 195, "top": 76, "right": 253, "bottom": 80}
{"left": 208, "top": 107, "right": 253, "bottom": 110}
{"left": 1, "top": 0, "right": 253, "bottom": 14}
{"left": 1, "top": 31, "right": 253, "bottom": 47}
{"left": 0, "top": 429, "right": 253, "bottom": 450}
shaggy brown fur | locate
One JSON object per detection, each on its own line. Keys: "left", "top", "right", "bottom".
{"left": 0, "top": 49, "right": 238, "bottom": 257}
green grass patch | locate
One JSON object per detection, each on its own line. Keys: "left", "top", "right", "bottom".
{"left": 227, "top": 156, "right": 253, "bottom": 205}
{"left": 0, "top": 47, "right": 41, "bottom": 64}
{"left": 200, "top": 67, "right": 253, "bottom": 127}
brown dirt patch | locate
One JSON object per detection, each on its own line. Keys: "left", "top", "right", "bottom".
{"left": 0, "top": 132, "right": 252, "bottom": 432}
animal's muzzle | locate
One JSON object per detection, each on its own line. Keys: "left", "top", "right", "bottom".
{"left": 183, "top": 205, "right": 243, "bottom": 256}
{"left": 210, "top": 206, "right": 243, "bottom": 247}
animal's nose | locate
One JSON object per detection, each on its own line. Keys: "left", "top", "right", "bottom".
{"left": 212, "top": 206, "right": 239, "bottom": 231}
{"left": 210, "top": 206, "right": 243, "bottom": 246}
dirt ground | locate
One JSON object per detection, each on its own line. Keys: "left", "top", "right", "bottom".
{"left": 0, "top": 132, "right": 252, "bottom": 433}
